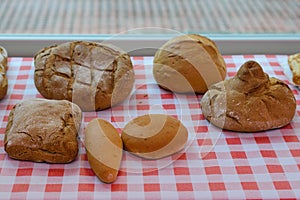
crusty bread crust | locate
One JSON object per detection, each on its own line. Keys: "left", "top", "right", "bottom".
{"left": 5, "top": 98, "right": 82, "bottom": 163}
{"left": 34, "top": 41, "right": 135, "bottom": 111}
{"left": 201, "top": 61, "right": 296, "bottom": 132}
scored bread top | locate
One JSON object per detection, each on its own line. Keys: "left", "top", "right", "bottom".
{"left": 34, "top": 41, "right": 135, "bottom": 111}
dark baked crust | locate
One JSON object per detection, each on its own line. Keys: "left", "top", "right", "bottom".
{"left": 34, "top": 41, "right": 135, "bottom": 111}
{"left": 0, "top": 46, "right": 8, "bottom": 100}
{"left": 201, "top": 60, "right": 296, "bottom": 132}
{"left": 4, "top": 98, "right": 82, "bottom": 163}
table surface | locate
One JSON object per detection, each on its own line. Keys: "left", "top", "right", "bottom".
{"left": 0, "top": 55, "right": 299, "bottom": 199}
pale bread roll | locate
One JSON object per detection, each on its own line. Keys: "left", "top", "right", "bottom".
{"left": 153, "top": 34, "right": 226, "bottom": 93}
{"left": 85, "top": 118, "right": 123, "bottom": 183}
{"left": 121, "top": 114, "right": 188, "bottom": 159}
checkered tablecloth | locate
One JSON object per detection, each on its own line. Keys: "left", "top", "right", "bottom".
{"left": 0, "top": 55, "right": 299, "bottom": 199}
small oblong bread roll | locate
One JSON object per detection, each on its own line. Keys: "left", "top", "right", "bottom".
{"left": 85, "top": 119, "right": 123, "bottom": 183}
{"left": 0, "top": 46, "right": 8, "bottom": 100}
{"left": 201, "top": 60, "right": 296, "bottom": 132}
{"left": 34, "top": 41, "right": 135, "bottom": 111}
{"left": 5, "top": 98, "right": 82, "bottom": 163}
{"left": 121, "top": 114, "right": 188, "bottom": 159}
{"left": 153, "top": 34, "right": 226, "bottom": 93}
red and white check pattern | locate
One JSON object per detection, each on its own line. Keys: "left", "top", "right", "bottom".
{"left": 0, "top": 55, "right": 299, "bottom": 199}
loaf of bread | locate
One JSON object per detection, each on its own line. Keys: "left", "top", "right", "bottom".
{"left": 288, "top": 53, "right": 300, "bottom": 85}
{"left": 121, "top": 114, "right": 188, "bottom": 159}
{"left": 153, "top": 34, "right": 226, "bottom": 93}
{"left": 85, "top": 119, "right": 123, "bottom": 183}
{"left": 0, "top": 46, "right": 8, "bottom": 100}
{"left": 34, "top": 41, "right": 135, "bottom": 111}
{"left": 201, "top": 60, "right": 296, "bottom": 132}
{"left": 5, "top": 98, "right": 82, "bottom": 163}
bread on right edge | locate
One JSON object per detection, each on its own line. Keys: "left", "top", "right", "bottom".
{"left": 288, "top": 53, "right": 300, "bottom": 85}
{"left": 0, "top": 46, "right": 8, "bottom": 100}
{"left": 201, "top": 60, "right": 296, "bottom": 132}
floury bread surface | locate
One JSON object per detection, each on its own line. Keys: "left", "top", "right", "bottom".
{"left": 0, "top": 46, "right": 8, "bottom": 100}
{"left": 5, "top": 98, "right": 82, "bottom": 163}
{"left": 201, "top": 61, "right": 296, "bottom": 132}
{"left": 34, "top": 41, "right": 135, "bottom": 111}
{"left": 153, "top": 34, "right": 226, "bottom": 93}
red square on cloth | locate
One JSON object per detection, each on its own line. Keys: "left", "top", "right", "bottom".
{"left": 176, "top": 183, "right": 193, "bottom": 191}
{"left": 202, "top": 152, "right": 217, "bottom": 160}
{"left": 283, "top": 136, "right": 299, "bottom": 143}
{"left": 78, "top": 184, "right": 94, "bottom": 192}
{"left": 197, "top": 139, "right": 212, "bottom": 146}
{"left": 174, "top": 167, "right": 190, "bottom": 176}
{"left": 12, "top": 184, "right": 30, "bottom": 192}
{"left": 290, "top": 149, "right": 300, "bottom": 157}
{"left": 267, "top": 165, "right": 284, "bottom": 173}
{"left": 255, "top": 137, "right": 271, "bottom": 144}
{"left": 260, "top": 150, "right": 277, "bottom": 158}
{"left": 196, "top": 126, "right": 208, "bottom": 133}
{"left": 230, "top": 151, "right": 247, "bottom": 159}
{"left": 16, "top": 168, "right": 33, "bottom": 176}
{"left": 226, "top": 138, "right": 242, "bottom": 145}
{"left": 205, "top": 166, "right": 221, "bottom": 175}
{"left": 144, "top": 184, "right": 160, "bottom": 192}
{"left": 111, "top": 184, "right": 127, "bottom": 192}
{"left": 45, "top": 184, "right": 62, "bottom": 192}
{"left": 48, "top": 169, "right": 64, "bottom": 176}
{"left": 235, "top": 166, "right": 253, "bottom": 174}
{"left": 80, "top": 168, "right": 94, "bottom": 176}
{"left": 208, "top": 183, "right": 226, "bottom": 191}
{"left": 241, "top": 182, "right": 259, "bottom": 190}
{"left": 273, "top": 181, "right": 292, "bottom": 190}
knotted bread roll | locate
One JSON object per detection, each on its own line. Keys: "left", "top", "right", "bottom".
{"left": 201, "top": 61, "right": 296, "bottom": 132}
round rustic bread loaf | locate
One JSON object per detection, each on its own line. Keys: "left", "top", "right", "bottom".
{"left": 153, "top": 34, "right": 226, "bottom": 93}
{"left": 0, "top": 46, "right": 8, "bottom": 100}
{"left": 201, "top": 60, "right": 296, "bottom": 132}
{"left": 121, "top": 114, "right": 188, "bottom": 159}
{"left": 34, "top": 41, "right": 135, "bottom": 111}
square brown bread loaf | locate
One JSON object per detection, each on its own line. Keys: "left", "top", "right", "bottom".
{"left": 4, "top": 98, "right": 82, "bottom": 163}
